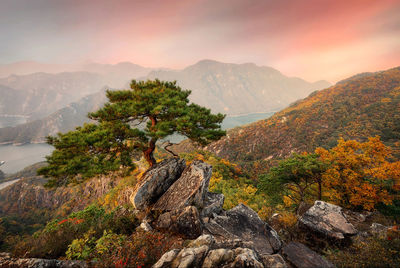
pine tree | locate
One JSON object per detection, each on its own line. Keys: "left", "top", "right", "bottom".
{"left": 39, "top": 79, "right": 225, "bottom": 186}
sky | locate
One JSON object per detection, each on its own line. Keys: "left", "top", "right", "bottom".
{"left": 0, "top": 0, "right": 399, "bottom": 82}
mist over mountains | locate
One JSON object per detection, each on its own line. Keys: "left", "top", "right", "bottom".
{"left": 0, "top": 60, "right": 330, "bottom": 144}
{"left": 144, "top": 60, "right": 330, "bottom": 115}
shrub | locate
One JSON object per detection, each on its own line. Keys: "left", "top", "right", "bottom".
{"left": 91, "top": 230, "right": 180, "bottom": 267}
{"left": 326, "top": 235, "right": 400, "bottom": 267}
{"left": 12, "top": 205, "right": 138, "bottom": 259}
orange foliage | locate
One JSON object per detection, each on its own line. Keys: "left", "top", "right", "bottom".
{"left": 316, "top": 136, "right": 400, "bottom": 210}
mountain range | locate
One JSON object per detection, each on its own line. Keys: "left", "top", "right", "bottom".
{"left": 144, "top": 59, "right": 330, "bottom": 115}
{"left": 0, "top": 60, "right": 330, "bottom": 144}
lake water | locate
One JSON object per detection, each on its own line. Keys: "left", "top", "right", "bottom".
{"left": 0, "top": 144, "right": 53, "bottom": 174}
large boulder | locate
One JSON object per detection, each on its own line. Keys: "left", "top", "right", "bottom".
{"left": 171, "top": 245, "right": 209, "bottom": 268}
{"left": 281, "top": 242, "right": 334, "bottom": 268}
{"left": 299, "top": 200, "right": 357, "bottom": 239}
{"left": 131, "top": 158, "right": 186, "bottom": 210}
{"left": 155, "top": 206, "right": 203, "bottom": 239}
{"left": 203, "top": 204, "right": 282, "bottom": 255}
{"left": 153, "top": 161, "right": 212, "bottom": 211}
{"left": 202, "top": 248, "right": 235, "bottom": 268}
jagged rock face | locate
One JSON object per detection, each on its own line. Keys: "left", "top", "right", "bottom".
{"left": 155, "top": 206, "right": 203, "bottom": 239}
{"left": 0, "top": 252, "right": 87, "bottom": 268}
{"left": 203, "top": 204, "right": 282, "bottom": 255}
{"left": 299, "top": 201, "right": 358, "bottom": 239}
{"left": 0, "top": 174, "right": 124, "bottom": 216}
{"left": 201, "top": 192, "right": 225, "bottom": 218}
{"left": 153, "top": 161, "right": 212, "bottom": 211}
{"left": 131, "top": 158, "right": 186, "bottom": 210}
{"left": 281, "top": 242, "right": 334, "bottom": 268}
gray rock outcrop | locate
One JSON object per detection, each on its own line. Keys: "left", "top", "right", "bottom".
{"left": 203, "top": 204, "right": 282, "bottom": 255}
{"left": 153, "top": 161, "right": 212, "bottom": 211}
{"left": 131, "top": 158, "right": 186, "bottom": 210}
{"left": 299, "top": 200, "right": 357, "bottom": 239}
{"left": 281, "top": 242, "right": 334, "bottom": 268}
{"left": 156, "top": 206, "right": 203, "bottom": 239}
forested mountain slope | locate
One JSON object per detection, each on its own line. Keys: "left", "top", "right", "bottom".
{"left": 204, "top": 66, "right": 400, "bottom": 162}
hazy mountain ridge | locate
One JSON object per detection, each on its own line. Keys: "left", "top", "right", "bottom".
{"left": 0, "top": 91, "right": 107, "bottom": 144}
{"left": 144, "top": 60, "right": 331, "bottom": 115}
{"left": 0, "top": 60, "right": 329, "bottom": 144}
{"left": 0, "top": 72, "right": 106, "bottom": 121}
{"left": 202, "top": 66, "right": 400, "bottom": 162}
{"left": 0, "top": 62, "right": 152, "bottom": 121}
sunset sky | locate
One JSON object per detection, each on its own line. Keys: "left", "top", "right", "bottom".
{"left": 1, "top": 0, "right": 399, "bottom": 82}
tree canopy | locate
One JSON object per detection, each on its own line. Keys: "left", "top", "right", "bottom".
{"left": 316, "top": 136, "right": 400, "bottom": 210}
{"left": 39, "top": 79, "right": 226, "bottom": 186}
{"left": 258, "top": 153, "right": 327, "bottom": 208}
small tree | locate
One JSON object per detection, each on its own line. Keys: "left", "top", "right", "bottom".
{"left": 39, "top": 80, "right": 225, "bottom": 186}
{"left": 258, "top": 153, "right": 327, "bottom": 208}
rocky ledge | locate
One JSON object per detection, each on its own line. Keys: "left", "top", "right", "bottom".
{"left": 130, "top": 158, "right": 335, "bottom": 268}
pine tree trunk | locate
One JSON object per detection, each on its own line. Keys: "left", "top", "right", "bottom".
{"left": 144, "top": 116, "right": 158, "bottom": 167}
{"left": 144, "top": 138, "right": 156, "bottom": 167}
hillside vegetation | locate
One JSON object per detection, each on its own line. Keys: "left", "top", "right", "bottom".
{"left": 205, "top": 66, "right": 400, "bottom": 163}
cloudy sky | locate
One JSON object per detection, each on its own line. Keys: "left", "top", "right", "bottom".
{"left": 1, "top": 0, "right": 399, "bottom": 82}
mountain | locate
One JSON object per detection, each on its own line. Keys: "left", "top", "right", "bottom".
{"left": 0, "top": 91, "right": 107, "bottom": 144}
{"left": 0, "top": 72, "right": 106, "bottom": 120}
{"left": 144, "top": 60, "right": 331, "bottom": 115}
{"left": 202, "top": 66, "right": 400, "bottom": 162}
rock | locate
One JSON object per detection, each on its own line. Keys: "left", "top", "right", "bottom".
{"left": 0, "top": 252, "right": 87, "bottom": 267}
{"left": 171, "top": 245, "right": 209, "bottom": 268}
{"left": 261, "top": 254, "right": 287, "bottom": 268}
{"left": 156, "top": 206, "right": 203, "bottom": 239}
{"left": 204, "top": 204, "right": 282, "bottom": 255}
{"left": 227, "top": 248, "right": 264, "bottom": 268}
{"left": 342, "top": 210, "right": 367, "bottom": 224}
{"left": 202, "top": 248, "right": 234, "bottom": 268}
{"left": 188, "top": 234, "right": 215, "bottom": 248}
{"left": 370, "top": 223, "right": 389, "bottom": 237}
{"left": 152, "top": 249, "right": 181, "bottom": 268}
{"left": 282, "top": 242, "right": 334, "bottom": 268}
{"left": 299, "top": 200, "right": 357, "bottom": 239}
{"left": 201, "top": 192, "right": 225, "bottom": 218}
{"left": 139, "top": 220, "right": 153, "bottom": 232}
{"left": 131, "top": 158, "right": 186, "bottom": 210}
{"left": 153, "top": 161, "right": 212, "bottom": 211}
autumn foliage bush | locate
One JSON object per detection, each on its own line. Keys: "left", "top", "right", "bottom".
{"left": 12, "top": 205, "right": 138, "bottom": 259}
{"left": 316, "top": 136, "right": 400, "bottom": 211}
{"left": 91, "top": 230, "right": 180, "bottom": 268}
